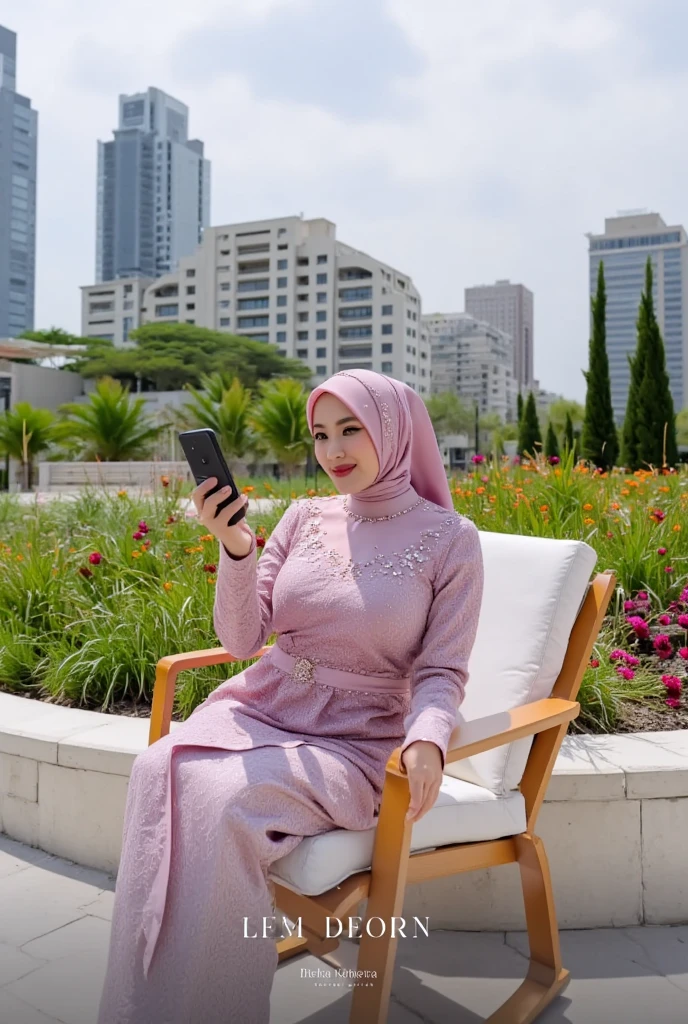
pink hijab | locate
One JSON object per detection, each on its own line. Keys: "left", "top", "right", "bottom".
{"left": 306, "top": 369, "right": 453, "bottom": 511}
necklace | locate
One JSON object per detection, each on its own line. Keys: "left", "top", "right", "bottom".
{"left": 342, "top": 495, "right": 424, "bottom": 522}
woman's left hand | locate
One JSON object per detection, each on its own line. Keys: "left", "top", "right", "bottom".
{"left": 400, "top": 741, "right": 443, "bottom": 824}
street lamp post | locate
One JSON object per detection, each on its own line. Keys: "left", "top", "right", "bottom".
{"left": 474, "top": 400, "right": 480, "bottom": 456}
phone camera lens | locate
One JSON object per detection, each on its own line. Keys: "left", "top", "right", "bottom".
{"left": 201, "top": 458, "right": 207, "bottom": 464}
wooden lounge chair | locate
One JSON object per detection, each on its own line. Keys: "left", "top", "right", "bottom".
{"left": 149, "top": 531, "right": 615, "bottom": 1023}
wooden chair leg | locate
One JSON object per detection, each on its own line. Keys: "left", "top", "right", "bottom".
{"left": 487, "top": 833, "right": 570, "bottom": 1024}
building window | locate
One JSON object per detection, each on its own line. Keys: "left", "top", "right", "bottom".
{"left": 156, "top": 304, "right": 178, "bottom": 316}
{"left": 217, "top": 265, "right": 230, "bottom": 272}
{"left": 186, "top": 286, "right": 196, "bottom": 295}
{"left": 381, "top": 361, "right": 393, "bottom": 373}
{"left": 186, "top": 269, "right": 195, "bottom": 278}
{"left": 382, "top": 324, "right": 393, "bottom": 335}
{"left": 297, "top": 331, "right": 309, "bottom": 341}
{"left": 297, "top": 348, "right": 308, "bottom": 358}
{"left": 220, "top": 318, "right": 230, "bottom": 326}
{"left": 278, "top": 259, "right": 288, "bottom": 270}
{"left": 220, "top": 282, "right": 230, "bottom": 291}
{"left": 317, "top": 346, "right": 327, "bottom": 357}
{"left": 339, "top": 325, "right": 372, "bottom": 339}
{"left": 186, "top": 303, "right": 195, "bottom": 311}
{"left": 237, "top": 297, "right": 269, "bottom": 310}
{"left": 277, "top": 295, "right": 287, "bottom": 307}
{"left": 277, "top": 331, "right": 287, "bottom": 343}
{"left": 219, "top": 300, "right": 230, "bottom": 309}
{"left": 382, "top": 304, "right": 393, "bottom": 315}
{"left": 317, "top": 292, "right": 327, "bottom": 303}
{"left": 339, "top": 305, "right": 372, "bottom": 320}
{"left": 317, "top": 254, "right": 328, "bottom": 264}
{"left": 237, "top": 315, "right": 269, "bottom": 328}
{"left": 277, "top": 313, "right": 287, "bottom": 324}
{"left": 277, "top": 277, "right": 288, "bottom": 288}
{"left": 316, "top": 330, "right": 327, "bottom": 341}
{"left": 298, "top": 312, "right": 309, "bottom": 323}
{"left": 316, "top": 273, "right": 328, "bottom": 285}
{"left": 297, "top": 256, "right": 309, "bottom": 266}
{"left": 382, "top": 342, "right": 393, "bottom": 353}
{"left": 297, "top": 276, "right": 309, "bottom": 286}
{"left": 316, "top": 310, "right": 327, "bottom": 322}
{"left": 316, "top": 365, "right": 327, "bottom": 374}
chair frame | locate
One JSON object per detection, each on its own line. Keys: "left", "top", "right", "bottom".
{"left": 148, "top": 569, "right": 616, "bottom": 1024}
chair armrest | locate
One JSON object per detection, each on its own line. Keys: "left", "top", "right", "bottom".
{"left": 384, "top": 698, "right": 580, "bottom": 778}
{"left": 149, "top": 645, "right": 273, "bottom": 745}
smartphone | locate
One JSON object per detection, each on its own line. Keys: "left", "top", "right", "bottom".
{"left": 178, "top": 429, "right": 247, "bottom": 526}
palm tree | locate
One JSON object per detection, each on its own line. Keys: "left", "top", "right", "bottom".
{"left": 0, "top": 403, "right": 57, "bottom": 490}
{"left": 54, "top": 377, "right": 163, "bottom": 461}
{"left": 249, "top": 378, "right": 311, "bottom": 481}
{"left": 174, "top": 373, "right": 267, "bottom": 473}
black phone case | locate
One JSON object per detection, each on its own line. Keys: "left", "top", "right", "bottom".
{"left": 178, "top": 429, "right": 247, "bottom": 526}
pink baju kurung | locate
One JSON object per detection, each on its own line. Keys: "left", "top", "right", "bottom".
{"left": 97, "top": 489, "right": 483, "bottom": 1023}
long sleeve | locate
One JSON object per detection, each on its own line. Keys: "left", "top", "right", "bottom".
{"left": 399, "top": 517, "right": 484, "bottom": 770}
{"left": 213, "top": 500, "right": 303, "bottom": 660}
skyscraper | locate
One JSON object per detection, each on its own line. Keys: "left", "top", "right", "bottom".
{"left": 0, "top": 25, "right": 38, "bottom": 337}
{"left": 464, "top": 279, "right": 534, "bottom": 393}
{"left": 587, "top": 212, "right": 688, "bottom": 423}
{"left": 96, "top": 87, "right": 210, "bottom": 283}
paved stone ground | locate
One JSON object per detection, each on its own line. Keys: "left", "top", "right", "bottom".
{"left": 1, "top": 835, "right": 687, "bottom": 1024}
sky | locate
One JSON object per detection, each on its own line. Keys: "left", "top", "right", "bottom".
{"left": 6, "top": 0, "right": 688, "bottom": 402}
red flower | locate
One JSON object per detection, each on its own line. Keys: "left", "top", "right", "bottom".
{"left": 650, "top": 509, "right": 666, "bottom": 523}
{"left": 666, "top": 697, "right": 681, "bottom": 709}
{"left": 256, "top": 536, "right": 266, "bottom": 548}
{"left": 132, "top": 531, "right": 144, "bottom": 540}
{"left": 78, "top": 566, "right": 93, "bottom": 578}
{"left": 203, "top": 564, "right": 217, "bottom": 573}
{"left": 88, "top": 552, "right": 102, "bottom": 565}
{"left": 653, "top": 634, "right": 674, "bottom": 659}
{"left": 665, "top": 566, "right": 674, "bottom": 574}
{"left": 166, "top": 515, "right": 176, "bottom": 524}
{"left": 589, "top": 659, "right": 600, "bottom": 668}
{"left": 657, "top": 547, "right": 667, "bottom": 555}
{"left": 138, "top": 521, "right": 149, "bottom": 534}
{"left": 471, "top": 454, "right": 485, "bottom": 464}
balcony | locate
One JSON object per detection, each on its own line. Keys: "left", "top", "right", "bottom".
{"left": 237, "top": 260, "right": 270, "bottom": 275}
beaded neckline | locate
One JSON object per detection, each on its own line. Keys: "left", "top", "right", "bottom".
{"left": 342, "top": 495, "right": 424, "bottom": 522}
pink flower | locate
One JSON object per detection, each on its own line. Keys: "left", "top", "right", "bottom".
{"left": 138, "top": 521, "right": 149, "bottom": 534}
{"left": 610, "top": 649, "right": 626, "bottom": 661}
{"left": 88, "top": 552, "right": 102, "bottom": 565}
{"left": 624, "top": 600, "right": 636, "bottom": 612}
{"left": 665, "top": 697, "right": 681, "bottom": 709}
{"left": 654, "top": 634, "right": 674, "bottom": 659}
{"left": 680, "top": 587, "right": 688, "bottom": 604}
{"left": 658, "top": 547, "right": 667, "bottom": 555}
{"left": 471, "top": 454, "right": 485, "bottom": 464}
{"left": 627, "top": 616, "right": 650, "bottom": 639}
{"left": 661, "top": 674, "right": 683, "bottom": 694}
{"left": 658, "top": 614, "right": 672, "bottom": 625}
{"left": 637, "top": 591, "right": 649, "bottom": 601}
{"left": 678, "top": 614, "right": 688, "bottom": 629}
{"left": 616, "top": 666, "right": 635, "bottom": 680}
{"left": 625, "top": 654, "right": 640, "bottom": 667}
{"left": 132, "top": 531, "right": 144, "bottom": 540}
{"left": 548, "top": 455, "right": 561, "bottom": 465}
{"left": 679, "top": 647, "right": 688, "bottom": 660}
{"left": 665, "top": 566, "right": 674, "bottom": 574}
{"left": 481, "top": 475, "right": 490, "bottom": 483}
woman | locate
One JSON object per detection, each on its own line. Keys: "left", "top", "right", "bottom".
{"left": 98, "top": 369, "right": 484, "bottom": 1023}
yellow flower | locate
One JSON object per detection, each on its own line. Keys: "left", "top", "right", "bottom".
{"left": 583, "top": 503, "right": 593, "bottom": 511}
{"left": 132, "top": 551, "right": 142, "bottom": 558}
{"left": 163, "top": 581, "right": 173, "bottom": 591}
{"left": 26, "top": 541, "right": 32, "bottom": 548}
{"left": 165, "top": 529, "right": 173, "bottom": 538}
{"left": 52, "top": 567, "right": 59, "bottom": 575}
{"left": 673, "top": 524, "right": 682, "bottom": 532}
{"left": 184, "top": 546, "right": 195, "bottom": 554}
{"left": 207, "top": 576, "right": 217, "bottom": 585}
{"left": 68, "top": 547, "right": 76, "bottom": 553}
{"left": 200, "top": 534, "right": 214, "bottom": 542}
{"left": 117, "top": 489, "right": 127, "bottom": 498}
{"left": 15, "top": 553, "right": 24, "bottom": 561}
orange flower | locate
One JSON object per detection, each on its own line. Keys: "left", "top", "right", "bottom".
{"left": 488, "top": 495, "right": 496, "bottom": 503}
{"left": 207, "top": 576, "right": 217, "bottom": 585}
{"left": 200, "top": 534, "right": 214, "bottom": 542}
{"left": 621, "top": 489, "right": 630, "bottom": 496}
{"left": 15, "top": 553, "right": 24, "bottom": 561}
{"left": 583, "top": 503, "right": 593, "bottom": 511}
{"left": 242, "top": 486, "right": 255, "bottom": 494}
{"left": 68, "top": 547, "right": 76, "bottom": 553}
{"left": 673, "top": 524, "right": 682, "bottom": 532}
{"left": 476, "top": 486, "right": 485, "bottom": 494}
{"left": 117, "top": 489, "right": 127, "bottom": 497}
{"left": 539, "top": 504, "right": 549, "bottom": 512}
{"left": 584, "top": 517, "right": 595, "bottom": 526}
{"left": 453, "top": 488, "right": 462, "bottom": 495}
{"left": 163, "top": 581, "right": 173, "bottom": 591}
{"left": 132, "top": 551, "right": 142, "bottom": 558}
{"left": 659, "top": 486, "right": 670, "bottom": 493}
{"left": 26, "top": 541, "right": 32, "bottom": 548}
{"left": 164, "top": 552, "right": 171, "bottom": 559}
{"left": 52, "top": 567, "right": 59, "bottom": 575}
{"left": 610, "top": 502, "right": 620, "bottom": 510}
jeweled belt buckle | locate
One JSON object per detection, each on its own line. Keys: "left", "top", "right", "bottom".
{"left": 291, "top": 657, "right": 315, "bottom": 684}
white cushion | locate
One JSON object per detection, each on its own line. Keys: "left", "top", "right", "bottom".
{"left": 444, "top": 532, "right": 597, "bottom": 795}
{"left": 268, "top": 776, "right": 526, "bottom": 896}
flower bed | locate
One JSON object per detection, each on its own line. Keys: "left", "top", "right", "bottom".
{"left": 1, "top": 454, "right": 687, "bottom": 733}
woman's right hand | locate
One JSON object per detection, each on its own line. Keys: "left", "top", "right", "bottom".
{"left": 191, "top": 478, "right": 254, "bottom": 558}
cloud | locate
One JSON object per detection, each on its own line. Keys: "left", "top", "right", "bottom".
{"left": 6, "top": 0, "right": 688, "bottom": 404}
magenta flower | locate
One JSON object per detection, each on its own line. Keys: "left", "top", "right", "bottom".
{"left": 624, "top": 600, "right": 636, "bottom": 612}
{"left": 616, "top": 666, "right": 635, "bottom": 680}
{"left": 624, "top": 654, "right": 640, "bottom": 667}
{"left": 610, "top": 649, "right": 626, "bottom": 661}
{"left": 471, "top": 454, "right": 485, "bottom": 464}
{"left": 653, "top": 634, "right": 674, "bottom": 660}
{"left": 658, "top": 614, "right": 672, "bottom": 626}
{"left": 661, "top": 674, "right": 683, "bottom": 694}
{"left": 548, "top": 455, "right": 561, "bottom": 465}
{"left": 680, "top": 587, "right": 688, "bottom": 604}
{"left": 88, "top": 551, "right": 102, "bottom": 565}
{"left": 138, "top": 521, "right": 149, "bottom": 534}
{"left": 657, "top": 547, "right": 667, "bottom": 555}
{"left": 666, "top": 697, "right": 682, "bottom": 709}
{"left": 665, "top": 566, "right": 674, "bottom": 574}
{"left": 678, "top": 614, "right": 688, "bottom": 629}
{"left": 132, "top": 531, "right": 144, "bottom": 540}
{"left": 627, "top": 616, "right": 650, "bottom": 639}
{"left": 679, "top": 647, "right": 688, "bottom": 660}
{"left": 637, "top": 591, "right": 649, "bottom": 601}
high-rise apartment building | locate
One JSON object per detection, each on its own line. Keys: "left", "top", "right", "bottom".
{"left": 82, "top": 215, "right": 428, "bottom": 391}
{"left": 587, "top": 212, "right": 688, "bottom": 422}
{"left": 464, "top": 279, "right": 533, "bottom": 392}
{"left": 96, "top": 87, "right": 210, "bottom": 283}
{"left": 0, "top": 26, "right": 38, "bottom": 338}
{"left": 424, "top": 311, "right": 516, "bottom": 422}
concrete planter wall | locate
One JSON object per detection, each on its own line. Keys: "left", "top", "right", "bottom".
{"left": 1, "top": 691, "right": 687, "bottom": 930}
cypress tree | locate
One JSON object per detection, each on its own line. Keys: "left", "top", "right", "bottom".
{"left": 564, "top": 411, "right": 575, "bottom": 454}
{"left": 581, "top": 262, "right": 619, "bottom": 470}
{"left": 635, "top": 259, "right": 678, "bottom": 469}
{"left": 545, "top": 421, "right": 560, "bottom": 459}
{"left": 518, "top": 391, "right": 542, "bottom": 458}
{"left": 621, "top": 259, "right": 652, "bottom": 469}
{"left": 517, "top": 392, "right": 524, "bottom": 425}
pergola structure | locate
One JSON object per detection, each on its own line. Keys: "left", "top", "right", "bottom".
{"left": 0, "top": 338, "right": 88, "bottom": 360}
